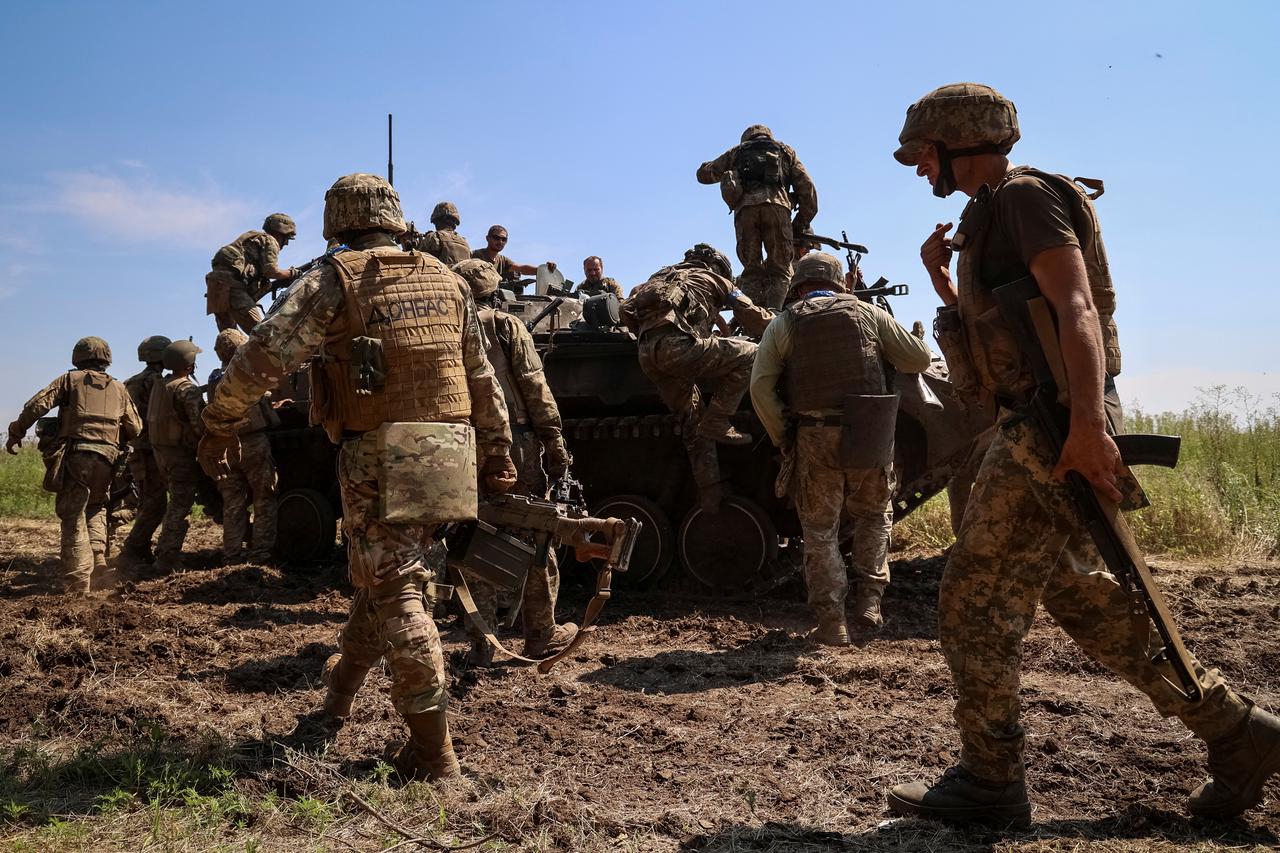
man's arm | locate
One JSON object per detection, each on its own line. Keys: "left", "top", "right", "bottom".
{"left": 696, "top": 148, "right": 736, "bottom": 184}
{"left": 179, "top": 383, "right": 206, "bottom": 440}
{"left": 119, "top": 390, "right": 142, "bottom": 444}
{"left": 505, "top": 316, "right": 562, "bottom": 441}
{"left": 869, "top": 304, "right": 933, "bottom": 373}
{"left": 458, "top": 283, "right": 512, "bottom": 457}
{"left": 788, "top": 152, "right": 818, "bottom": 228}
{"left": 748, "top": 314, "right": 792, "bottom": 447}
{"left": 6, "top": 374, "right": 67, "bottom": 451}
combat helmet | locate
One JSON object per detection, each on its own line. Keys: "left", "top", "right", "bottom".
{"left": 788, "top": 252, "right": 846, "bottom": 297}
{"left": 263, "top": 213, "right": 297, "bottom": 241}
{"left": 741, "top": 124, "right": 773, "bottom": 142}
{"left": 214, "top": 328, "right": 248, "bottom": 363}
{"left": 322, "top": 173, "right": 406, "bottom": 241}
{"left": 894, "top": 83, "right": 1019, "bottom": 197}
{"left": 72, "top": 336, "right": 112, "bottom": 369}
{"left": 137, "top": 335, "right": 172, "bottom": 364}
{"left": 162, "top": 340, "right": 202, "bottom": 373}
{"left": 683, "top": 243, "right": 733, "bottom": 279}
{"left": 452, "top": 258, "right": 501, "bottom": 301}
{"left": 430, "top": 201, "right": 461, "bottom": 227}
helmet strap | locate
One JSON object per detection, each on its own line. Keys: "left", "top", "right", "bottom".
{"left": 933, "top": 141, "right": 1006, "bottom": 198}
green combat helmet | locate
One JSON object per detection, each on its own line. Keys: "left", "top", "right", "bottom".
{"left": 452, "top": 258, "right": 501, "bottom": 301}
{"left": 214, "top": 328, "right": 249, "bottom": 364}
{"left": 894, "top": 82, "right": 1020, "bottom": 197}
{"left": 137, "top": 335, "right": 172, "bottom": 364}
{"left": 72, "top": 336, "right": 112, "bottom": 369}
{"left": 788, "top": 251, "right": 846, "bottom": 298}
{"left": 683, "top": 243, "right": 733, "bottom": 279}
{"left": 162, "top": 340, "right": 202, "bottom": 373}
{"left": 263, "top": 213, "right": 297, "bottom": 241}
{"left": 322, "top": 173, "right": 406, "bottom": 241}
{"left": 741, "top": 124, "right": 773, "bottom": 142}
{"left": 430, "top": 202, "right": 461, "bottom": 227}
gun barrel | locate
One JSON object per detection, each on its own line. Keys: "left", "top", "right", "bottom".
{"left": 808, "top": 233, "right": 870, "bottom": 254}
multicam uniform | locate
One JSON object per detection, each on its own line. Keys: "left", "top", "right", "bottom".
{"left": 149, "top": 368, "right": 205, "bottom": 566}
{"left": 121, "top": 362, "right": 167, "bottom": 561}
{"left": 8, "top": 367, "right": 141, "bottom": 592}
{"left": 206, "top": 230, "right": 287, "bottom": 333}
{"left": 208, "top": 358, "right": 278, "bottom": 563}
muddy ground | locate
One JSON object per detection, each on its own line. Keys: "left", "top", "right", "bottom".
{"left": 1, "top": 518, "right": 1278, "bottom": 851}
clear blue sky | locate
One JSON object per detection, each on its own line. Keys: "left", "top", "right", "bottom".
{"left": 2, "top": 0, "right": 1277, "bottom": 421}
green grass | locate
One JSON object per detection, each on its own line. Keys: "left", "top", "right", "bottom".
{"left": 0, "top": 447, "right": 55, "bottom": 519}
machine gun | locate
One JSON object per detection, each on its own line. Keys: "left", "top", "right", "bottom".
{"left": 805, "top": 231, "right": 908, "bottom": 314}
{"left": 524, "top": 297, "right": 565, "bottom": 333}
{"left": 445, "top": 476, "right": 641, "bottom": 672}
{"left": 991, "top": 275, "right": 1200, "bottom": 702}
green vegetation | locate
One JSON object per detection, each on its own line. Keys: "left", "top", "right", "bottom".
{"left": 0, "top": 447, "right": 55, "bottom": 519}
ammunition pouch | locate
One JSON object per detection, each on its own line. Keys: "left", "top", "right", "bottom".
{"left": 350, "top": 336, "right": 387, "bottom": 396}
{"left": 376, "top": 422, "right": 477, "bottom": 524}
{"left": 933, "top": 306, "right": 982, "bottom": 409}
{"left": 204, "top": 269, "right": 236, "bottom": 315}
{"left": 719, "top": 171, "right": 744, "bottom": 212}
{"left": 446, "top": 520, "right": 534, "bottom": 592}
{"left": 41, "top": 441, "right": 67, "bottom": 492}
{"left": 837, "top": 393, "right": 899, "bottom": 469}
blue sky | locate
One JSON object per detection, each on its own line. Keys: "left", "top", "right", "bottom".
{"left": 2, "top": 1, "right": 1278, "bottom": 421}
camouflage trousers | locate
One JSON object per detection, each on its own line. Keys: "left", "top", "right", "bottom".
{"left": 734, "top": 203, "right": 793, "bottom": 310}
{"left": 122, "top": 448, "right": 167, "bottom": 557}
{"left": 335, "top": 433, "right": 448, "bottom": 715}
{"left": 54, "top": 450, "right": 113, "bottom": 592}
{"left": 153, "top": 446, "right": 201, "bottom": 562}
{"left": 214, "top": 285, "right": 265, "bottom": 335}
{"left": 941, "top": 415, "right": 1250, "bottom": 783}
{"left": 793, "top": 426, "right": 892, "bottom": 621}
{"left": 638, "top": 330, "right": 757, "bottom": 501}
{"left": 466, "top": 429, "right": 560, "bottom": 643}
{"left": 946, "top": 425, "right": 995, "bottom": 535}
{"left": 217, "top": 431, "right": 278, "bottom": 561}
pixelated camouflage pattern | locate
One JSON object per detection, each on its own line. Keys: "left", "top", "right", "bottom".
{"left": 262, "top": 213, "right": 296, "bottom": 238}
{"left": 734, "top": 204, "right": 794, "bottom": 310}
{"left": 941, "top": 416, "right": 1249, "bottom": 783}
{"left": 894, "top": 82, "right": 1020, "bottom": 165}
{"left": 55, "top": 450, "right": 114, "bottom": 591}
{"left": 216, "top": 431, "right": 277, "bottom": 561}
{"left": 153, "top": 445, "right": 201, "bottom": 561}
{"left": 322, "top": 173, "right": 406, "bottom": 241}
{"left": 376, "top": 422, "right": 477, "bottom": 524}
{"left": 430, "top": 202, "right": 460, "bottom": 224}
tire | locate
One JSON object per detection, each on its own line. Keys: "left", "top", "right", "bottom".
{"left": 679, "top": 496, "right": 778, "bottom": 593}
{"left": 275, "top": 488, "right": 338, "bottom": 565}
{"left": 585, "top": 494, "right": 675, "bottom": 589}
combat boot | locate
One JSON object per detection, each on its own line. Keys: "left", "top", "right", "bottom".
{"left": 812, "top": 614, "right": 850, "bottom": 647}
{"left": 320, "top": 653, "right": 369, "bottom": 719}
{"left": 697, "top": 416, "right": 752, "bottom": 446}
{"left": 393, "top": 710, "right": 461, "bottom": 782}
{"left": 888, "top": 766, "right": 1031, "bottom": 826}
{"left": 463, "top": 639, "right": 495, "bottom": 669}
{"left": 523, "top": 622, "right": 579, "bottom": 659}
{"left": 1188, "top": 704, "right": 1280, "bottom": 818}
{"left": 853, "top": 586, "right": 885, "bottom": 629}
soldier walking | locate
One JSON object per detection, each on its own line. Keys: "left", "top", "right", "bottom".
{"left": 149, "top": 340, "right": 205, "bottom": 572}
{"left": 116, "top": 335, "right": 171, "bottom": 567}
{"left": 205, "top": 214, "right": 299, "bottom": 333}
{"left": 6, "top": 337, "right": 141, "bottom": 594}
{"left": 199, "top": 174, "right": 515, "bottom": 781}
{"left": 750, "top": 253, "right": 931, "bottom": 644}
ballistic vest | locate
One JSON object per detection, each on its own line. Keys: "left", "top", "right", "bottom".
{"left": 478, "top": 308, "right": 530, "bottom": 426}
{"left": 148, "top": 374, "right": 200, "bottom": 449}
{"left": 784, "top": 294, "right": 885, "bottom": 411}
{"left": 56, "top": 369, "right": 132, "bottom": 446}
{"left": 125, "top": 365, "right": 163, "bottom": 449}
{"left": 424, "top": 229, "right": 472, "bottom": 266}
{"left": 311, "top": 247, "right": 471, "bottom": 440}
{"left": 211, "top": 230, "right": 276, "bottom": 294}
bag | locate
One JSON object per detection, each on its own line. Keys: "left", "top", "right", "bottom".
{"left": 933, "top": 306, "right": 982, "bottom": 409}
{"left": 376, "top": 422, "right": 477, "bottom": 524}
{"left": 41, "top": 442, "right": 67, "bottom": 492}
{"left": 719, "top": 171, "right": 744, "bottom": 211}
{"left": 205, "top": 270, "right": 234, "bottom": 315}
{"left": 734, "top": 137, "right": 784, "bottom": 190}
{"left": 837, "top": 393, "right": 899, "bottom": 469}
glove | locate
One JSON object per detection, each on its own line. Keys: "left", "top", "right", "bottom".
{"left": 5, "top": 435, "right": 19, "bottom": 455}
{"left": 482, "top": 453, "right": 518, "bottom": 495}
{"left": 543, "top": 436, "right": 572, "bottom": 481}
{"left": 197, "top": 432, "right": 241, "bottom": 481}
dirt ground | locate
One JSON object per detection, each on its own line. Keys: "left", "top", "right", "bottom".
{"left": 1, "top": 518, "right": 1278, "bottom": 852}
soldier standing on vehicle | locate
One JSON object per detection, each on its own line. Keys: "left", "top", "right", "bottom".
{"left": 400, "top": 202, "right": 473, "bottom": 266}
{"left": 697, "top": 125, "right": 818, "bottom": 309}
{"left": 115, "top": 335, "right": 172, "bottom": 567}
{"left": 574, "top": 256, "right": 624, "bottom": 299}
{"left": 6, "top": 337, "right": 141, "bottom": 594}
{"left": 207, "top": 329, "right": 278, "bottom": 564}
{"left": 470, "top": 225, "right": 555, "bottom": 292}
{"left": 886, "top": 82, "right": 1280, "bottom": 823}
{"left": 750, "top": 253, "right": 930, "bottom": 644}
{"left": 148, "top": 340, "right": 205, "bottom": 572}
{"left": 205, "top": 214, "right": 299, "bottom": 333}
{"left": 199, "top": 174, "right": 514, "bottom": 782}
{"left": 454, "top": 258, "right": 579, "bottom": 666}
{"left": 621, "top": 244, "right": 772, "bottom": 511}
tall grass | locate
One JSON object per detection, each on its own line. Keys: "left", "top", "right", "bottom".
{"left": 0, "top": 447, "right": 55, "bottom": 519}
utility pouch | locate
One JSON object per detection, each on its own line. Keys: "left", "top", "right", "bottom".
{"left": 204, "top": 270, "right": 233, "bottom": 315}
{"left": 933, "top": 306, "right": 981, "bottom": 409}
{"left": 41, "top": 442, "right": 67, "bottom": 492}
{"left": 350, "top": 336, "right": 387, "bottom": 396}
{"left": 447, "top": 520, "right": 534, "bottom": 592}
{"left": 837, "top": 393, "right": 899, "bottom": 469}
{"left": 719, "top": 171, "right": 744, "bottom": 211}
{"left": 376, "top": 422, "right": 477, "bottom": 524}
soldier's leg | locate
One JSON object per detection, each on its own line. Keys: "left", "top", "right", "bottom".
{"left": 844, "top": 465, "right": 893, "bottom": 627}
{"left": 82, "top": 456, "right": 113, "bottom": 577}
{"left": 322, "top": 586, "right": 382, "bottom": 718}
{"left": 218, "top": 467, "right": 250, "bottom": 562}
{"left": 123, "top": 450, "right": 166, "bottom": 560}
{"left": 228, "top": 287, "right": 265, "bottom": 335}
{"left": 54, "top": 452, "right": 96, "bottom": 593}
{"left": 794, "top": 427, "right": 850, "bottom": 643}
{"left": 241, "top": 433, "right": 278, "bottom": 562}
{"left": 462, "top": 576, "right": 500, "bottom": 666}
{"left": 734, "top": 205, "right": 767, "bottom": 304}
{"left": 510, "top": 430, "right": 560, "bottom": 642}
{"left": 759, "top": 205, "right": 795, "bottom": 310}
{"left": 154, "top": 449, "right": 199, "bottom": 567}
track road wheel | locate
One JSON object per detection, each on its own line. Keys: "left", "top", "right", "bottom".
{"left": 679, "top": 496, "right": 777, "bottom": 593}
{"left": 275, "top": 488, "right": 338, "bottom": 565}
{"left": 568, "top": 494, "right": 674, "bottom": 590}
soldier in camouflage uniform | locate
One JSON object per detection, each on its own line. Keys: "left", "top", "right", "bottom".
{"left": 621, "top": 244, "right": 772, "bottom": 511}
{"left": 453, "top": 258, "right": 578, "bottom": 666}
{"left": 574, "top": 256, "right": 624, "bottom": 299}
{"left": 887, "top": 83, "right": 1280, "bottom": 823}
{"left": 6, "top": 337, "right": 141, "bottom": 593}
{"left": 751, "top": 253, "right": 931, "bottom": 644}
{"left": 697, "top": 125, "right": 818, "bottom": 309}
{"left": 116, "top": 335, "right": 172, "bottom": 566}
{"left": 470, "top": 225, "right": 555, "bottom": 293}
{"left": 400, "top": 201, "right": 473, "bottom": 266}
{"left": 207, "top": 329, "right": 278, "bottom": 564}
{"left": 199, "top": 174, "right": 514, "bottom": 782}
{"left": 149, "top": 340, "right": 205, "bottom": 572}
{"left": 206, "top": 213, "right": 299, "bottom": 333}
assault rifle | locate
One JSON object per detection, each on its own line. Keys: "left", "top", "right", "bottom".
{"left": 991, "top": 275, "right": 1200, "bottom": 701}
{"left": 269, "top": 244, "right": 349, "bottom": 302}
{"left": 805, "top": 231, "right": 908, "bottom": 314}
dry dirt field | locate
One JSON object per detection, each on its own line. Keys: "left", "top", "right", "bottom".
{"left": 1, "top": 518, "right": 1278, "bottom": 852}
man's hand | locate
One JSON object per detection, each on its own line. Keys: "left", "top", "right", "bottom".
{"left": 197, "top": 433, "right": 241, "bottom": 481}
{"left": 482, "top": 453, "right": 518, "bottom": 495}
{"left": 543, "top": 436, "right": 572, "bottom": 481}
{"left": 921, "top": 222, "right": 957, "bottom": 305}
{"left": 5, "top": 436, "right": 20, "bottom": 455}
{"left": 1053, "top": 426, "right": 1124, "bottom": 504}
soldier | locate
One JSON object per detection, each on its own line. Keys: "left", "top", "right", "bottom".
{"left": 149, "top": 340, "right": 205, "bottom": 572}
{"left": 453, "top": 258, "right": 579, "bottom": 665}
{"left": 887, "top": 83, "right": 1280, "bottom": 822}
{"left": 198, "top": 174, "right": 515, "bottom": 782}
{"left": 574, "top": 256, "right": 624, "bottom": 299}
{"left": 206, "top": 213, "right": 299, "bottom": 333}
{"left": 401, "top": 201, "right": 472, "bottom": 266}
{"left": 697, "top": 125, "right": 818, "bottom": 309}
{"left": 6, "top": 337, "right": 141, "bottom": 594}
{"left": 470, "top": 225, "right": 555, "bottom": 292}
{"left": 620, "top": 244, "right": 772, "bottom": 510}
{"left": 750, "top": 253, "right": 931, "bottom": 644}
{"left": 116, "top": 335, "right": 172, "bottom": 567}
{"left": 208, "top": 329, "right": 278, "bottom": 564}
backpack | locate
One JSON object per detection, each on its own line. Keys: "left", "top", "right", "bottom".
{"left": 734, "top": 137, "right": 785, "bottom": 191}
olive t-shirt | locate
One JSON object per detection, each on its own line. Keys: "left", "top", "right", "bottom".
{"left": 979, "top": 172, "right": 1080, "bottom": 290}
{"left": 470, "top": 248, "right": 517, "bottom": 282}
